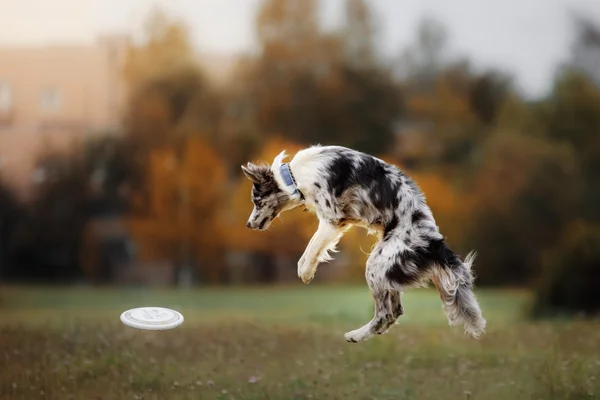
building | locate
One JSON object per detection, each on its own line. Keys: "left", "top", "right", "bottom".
{"left": 0, "top": 35, "right": 239, "bottom": 200}
{"left": 0, "top": 35, "right": 131, "bottom": 199}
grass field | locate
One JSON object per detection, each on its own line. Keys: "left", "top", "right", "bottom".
{"left": 1, "top": 285, "right": 599, "bottom": 399}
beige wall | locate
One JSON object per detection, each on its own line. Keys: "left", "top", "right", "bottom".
{"left": 0, "top": 35, "right": 129, "bottom": 129}
{"left": 0, "top": 35, "right": 238, "bottom": 199}
{"left": 0, "top": 35, "right": 130, "bottom": 198}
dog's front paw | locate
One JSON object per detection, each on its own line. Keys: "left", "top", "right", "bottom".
{"left": 299, "top": 271, "right": 314, "bottom": 284}
{"left": 297, "top": 266, "right": 315, "bottom": 284}
{"left": 297, "top": 259, "right": 315, "bottom": 284}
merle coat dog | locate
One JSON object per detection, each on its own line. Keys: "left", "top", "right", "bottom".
{"left": 242, "top": 145, "right": 486, "bottom": 342}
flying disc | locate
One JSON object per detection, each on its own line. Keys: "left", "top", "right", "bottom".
{"left": 120, "top": 307, "right": 184, "bottom": 331}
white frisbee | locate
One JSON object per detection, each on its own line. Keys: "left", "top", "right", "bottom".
{"left": 120, "top": 307, "right": 184, "bottom": 331}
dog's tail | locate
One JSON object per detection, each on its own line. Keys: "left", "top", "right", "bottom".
{"left": 431, "top": 250, "right": 486, "bottom": 338}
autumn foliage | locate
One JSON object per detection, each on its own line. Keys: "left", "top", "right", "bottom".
{"left": 126, "top": 137, "right": 226, "bottom": 261}
{"left": 3, "top": 3, "right": 600, "bottom": 318}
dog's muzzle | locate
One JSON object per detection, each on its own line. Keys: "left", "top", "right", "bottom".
{"left": 246, "top": 216, "right": 269, "bottom": 231}
{"left": 246, "top": 219, "right": 265, "bottom": 230}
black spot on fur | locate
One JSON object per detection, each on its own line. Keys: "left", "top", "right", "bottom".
{"left": 386, "top": 238, "right": 461, "bottom": 286}
{"left": 251, "top": 169, "right": 281, "bottom": 200}
{"left": 426, "top": 238, "right": 462, "bottom": 270}
{"left": 325, "top": 152, "right": 401, "bottom": 214}
{"left": 314, "top": 182, "right": 321, "bottom": 189}
{"left": 374, "top": 315, "right": 392, "bottom": 334}
{"left": 392, "top": 293, "right": 404, "bottom": 317}
{"left": 383, "top": 215, "right": 399, "bottom": 240}
{"left": 386, "top": 262, "right": 422, "bottom": 286}
{"left": 325, "top": 199, "right": 331, "bottom": 208}
{"left": 258, "top": 217, "right": 269, "bottom": 230}
{"left": 411, "top": 210, "right": 426, "bottom": 225}
{"left": 372, "top": 292, "right": 393, "bottom": 334}
{"left": 262, "top": 187, "right": 275, "bottom": 197}
{"left": 371, "top": 180, "right": 399, "bottom": 211}
{"left": 326, "top": 156, "right": 355, "bottom": 196}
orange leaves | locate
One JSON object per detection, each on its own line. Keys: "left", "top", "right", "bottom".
{"left": 405, "top": 76, "right": 477, "bottom": 126}
{"left": 254, "top": 136, "right": 305, "bottom": 164}
{"left": 410, "top": 171, "right": 472, "bottom": 245}
{"left": 135, "top": 92, "right": 171, "bottom": 125}
{"left": 180, "top": 137, "right": 227, "bottom": 211}
{"left": 337, "top": 227, "right": 378, "bottom": 281}
{"left": 473, "top": 130, "right": 578, "bottom": 216}
{"left": 126, "top": 137, "right": 228, "bottom": 262}
{"left": 411, "top": 172, "right": 463, "bottom": 215}
{"left": 406, "top": 94, "right": 432, "bottom": 117}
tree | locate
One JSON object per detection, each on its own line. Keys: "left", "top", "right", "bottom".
{"left": 123, "top": 8, "right": 223, "bottom": 151}
{"left": 569, "top": 14, "right": 600, "bottom": 86}
{"left": 524, "top": 19, "right": 600, "bottom": 314}
{"left": 230, "top": 0, "right": 402, "bottom": 156}
{"left": 0, "top": 181, "right": 23, "bottom": 282}
{"left": 394, "top": 16, "right": 513, "bottom": 171}
{"left": 344, "top": 0, "right": 377, "bottom": 68}
{"left": 395, "top": 16, "right": 451, "bottom": 87}
{"left": 468, "top": 70, "right": 513, "bottom": 125}
{"left": 530, "top": 221, "right": 600, "bottom": 318}
{"left": 126, "top": 137, "right": 228, "bottom": 283}
{"left": 542, "top": 70, "right": 600, "bottom": 222}
{"left": 469, "top": 129, "right": 580, "bottom": 285}
{"left": 10, "top": 136, "right": 139, "bottom": 283}
{"left": 123, "top": 8, "right": 196, "bottom": 89}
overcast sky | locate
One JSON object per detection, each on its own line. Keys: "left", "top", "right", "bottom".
{"left": 1, "top": 0, "right": 600, "bottom": 98}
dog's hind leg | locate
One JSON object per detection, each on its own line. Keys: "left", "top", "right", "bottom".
{"left": 344, "top": 241, "right": 402, "bottom": 343}
{"left": 344, "top": 288, "right": 401, "bottom": 343}
{"left": 388, "top": 289, "right": 404, "bottom": 319}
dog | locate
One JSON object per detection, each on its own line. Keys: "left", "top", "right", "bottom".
{"left": 241, "top": 145, "right": 486, "bottom": 342}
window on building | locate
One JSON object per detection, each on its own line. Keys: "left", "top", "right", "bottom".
{"left": 39, "top": 87, "right": 61, "bottom": 111}
{"left": 31, "top": 167, "right": 47, "bottom": 184}
{"left": 0, "top": 82, "right": 12, "bottom": 111}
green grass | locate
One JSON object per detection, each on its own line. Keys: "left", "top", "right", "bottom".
{"left": 1, "top": 285, "right": 599, "bottom": 399}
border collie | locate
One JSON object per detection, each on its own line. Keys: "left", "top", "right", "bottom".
{"left": 242, "top": 145, "right": 486, "bottom": 342}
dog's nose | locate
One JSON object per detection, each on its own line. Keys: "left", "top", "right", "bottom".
{"left": 246, "top": 221, "right": 251, "bottom": 229}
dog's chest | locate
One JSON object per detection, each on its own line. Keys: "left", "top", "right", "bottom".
{"left": 303, "top": 198, "right": 320, "bottom": 214}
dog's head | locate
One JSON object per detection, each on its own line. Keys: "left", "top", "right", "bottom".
{"left": 241, "top": 162, "right": 292, "bottom": 231}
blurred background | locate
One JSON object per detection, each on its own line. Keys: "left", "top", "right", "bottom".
{"left": 0, "top": 1, "right": 599, "bottom": 399}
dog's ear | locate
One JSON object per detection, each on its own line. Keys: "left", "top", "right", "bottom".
{"left": 241, "top": 163, "right": 262, "bottom": 184}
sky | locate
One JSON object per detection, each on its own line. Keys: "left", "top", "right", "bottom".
{"left": 1, "top": 0, "right": 600, "bottom": 99}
